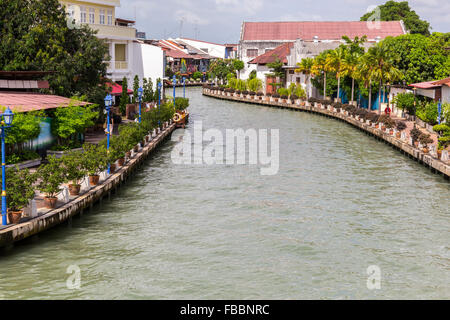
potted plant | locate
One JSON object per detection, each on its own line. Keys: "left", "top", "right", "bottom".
{"left": 4, "top": 166, "right": 36, "bottom": 224}
{"left": 37, "top": 156, "right": 66, "bottom": 209}
{"left": 61, "top": 151, "right": 87, "bottom": 196}
{"left": 410, "top": 128, "right": 422, "bottom": 147}
{"left": 82, "top": 143, "right": 108, "bottom": 186}
{"left": 418, "top": 133, "right": 434, "bottom": 153}
{"left": 272, "top": 93, "right": 280, "bottom": 102}
{"left": 395, "top": 121, "right": 407, "bottom": 139}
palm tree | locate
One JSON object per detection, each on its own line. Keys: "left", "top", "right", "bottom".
{"left": 311, "top": 51, "right": 331, "bottom": 100}
{"left": 364, "top": 43, "right": 403, "bottom": 114}
{"left": 295, "top": 57, "right": 314, "bottom": 99}
{"left": 343, "top": 51, "right": 360, "bottom": 103}
{"left": 326, "top": 47, "right": 347, "bottom": 102}
{"left": 356, "top": 55, "right": 375, "bottom": 111}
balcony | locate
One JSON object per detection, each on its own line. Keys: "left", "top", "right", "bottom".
{"left": 90, "top": 24, "right": 136, "bottom": 39}
{"left": 115, "top": 61, "right": 128, "bottom": 70}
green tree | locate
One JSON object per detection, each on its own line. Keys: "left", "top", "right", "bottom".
{"left": 364, "top": 43, "right": 403, "bottom": 113}
{"left": 1, "top": 167, "right": 36, "bottom": 212}
{"left": 326, "top": 47, "right": 348, "bottom": 101}
{"left": 295, "top": 57, "right": 314, "bottom": 98}
{"left": 311, "top": 50, "right": 333, "bottom": 99}
{"left": 0, "top": 0, "right": 109, "bottom": 103}
{"left": 1, "top": 109, "right": 43, "bottom": 152}
{"left": 52, "top": 103, "right": 98, "bottom": 145}
{"left": 360, "top": 1, "right": 431, "bottom": 35}
{"left": 382, "top": 33, "right": 450, "bottom": 84}
{"left": 232, "top": 59, "right": 244, "bottom": 79}
{"left": 143, "top": 78, "right": 154, "bottom": 102}
{"left": 132, "top": 75, "right": 140, "bottom": 104}
{"left": 119, "top": 77, "right": 129, "bottom": 115}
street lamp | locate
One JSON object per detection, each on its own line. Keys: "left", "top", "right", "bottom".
{"left": 1, "top": 107, "right": 14, "bottom": 226}
{"left": 173, "top": 75, "right": 176, "bottom": 102}
{"left": 183, "top": 76, "right": 186, "bottom": 98}
{"left": 104, "top": 94, "right": 113, "bottom": 174}
{"left": 138, "top": 87, "right": 143, "bottom": 124}
{"left": 413, "top": 87, "right": 417, "bottom": 128}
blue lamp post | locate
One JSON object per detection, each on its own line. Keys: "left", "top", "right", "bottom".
{"left": 1, "top": 107, "right": 14, "bottom": 226}
{"left": 138, "top": 87, "right": 143, "bottom": 123}
{"left": 104, "top": 94, "right": 113, "bottom": 174}
{"left": 438, "top": 99, "right": 442, "bottom": 124}
{"left": 173, "top": 75, "right": 177, "bottom": 102}
{"left": 157, "top": 80, "right": 162, "bottom": 127}
{"left": 183, "top": 76, "right": 186, "bottom": 98}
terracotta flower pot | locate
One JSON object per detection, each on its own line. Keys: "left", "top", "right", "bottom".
{"left": 126, "top": 151, "right": 131, "bottom": 159}
{"left": 396, "top": 132, "right": 401, "bottom": 139}
{"left": 110, "top": 163, "right": 116, "bottom": 174}
{"left": 437, "top": 150, "right": 442, "bottom": 159}
{"left": 134, "top": 145, "right": 139, "bottom": 152}
{"left": 68, "top": 184, "right": 81, "bottom": 196}
{"left": 7, "top": 210, "right": 23, "bottom": 224}
{"left": 145, "top": 136, "right": 150, "bottom": 142}
{"left": 44, "top": 197, "right": 58, "bottom": 209}
{"left": 89, "top": 175, "right": 100, "bottom": 186}
{"left": 414, "top": 141, "right": 419, "bottom": 148}
{"left": 422, "top": 147, "right": 429, "bottom": 154}
{"left": 389, "top": 129, "right": 394, "bottom": 135}
{"left": 118, "top": 157, "right": 125, "bottom": 166}
{"left": 381, "top": 126, "right": 386, "bottom": 131}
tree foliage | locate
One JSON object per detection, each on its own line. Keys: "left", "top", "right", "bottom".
{"left": 51, "top": 103, "right": 98, "bottom": 144}
{"left": 0, "top": 0, "right": 109, "bottom": 102}
{"left": 382, "top": 33, "right": 450, "bottom": 84}
{"left": 360, "top": 1, "right": 431, "bottom": 35}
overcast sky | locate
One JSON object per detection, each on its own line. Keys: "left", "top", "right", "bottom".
{"left": 117, "top": 0, "right": 449, "bottom": 43}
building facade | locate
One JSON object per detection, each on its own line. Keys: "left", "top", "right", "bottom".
{"left": 59, "top": 0, "right": 137, "bottom": 86}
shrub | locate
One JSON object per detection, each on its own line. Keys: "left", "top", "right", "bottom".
{"left": 37, "top": 156, "right": 66, "bottom": 198}
{"left": 256, "top": 92, "right": 264, "bottom": 96}
{"left": 280, "top": 94, "right": 288, "bottom": 99}
{"left": 365, "top": 112, "right": 379, "bottom": 123}
{"left": 308, "top": 97, "right": 317, "bottom": 103}
{"left": 396, "top": 121, "right": 407, "bottom": 131}
{"left": 378, "top": 114, "right": 396, "bottom": 128}
{"left": 193, "top": 71, "right": 203, "bottom": 80}
{"left": 272, "top": 93, "right": 280, "bottom": 98}
{"left": 174, "top": 97, "right": 189, "bottom": 111}
{"left": 290, "top": 94, "right": 298, "bottom": 100}
{"left": 61, "top": 151, "right": 87, "bottom": 185}
{"left": 410, "top": 128, "right": 422, "bottom": 141}
{"left": 277, "top": 88, "right": 289, "bottom": 96}
{"left": 6, "top": 150, "right": 40, "bottom": 165}
{"left": 418, "top": 133, "right": 433, "bottom": 147}
{"left": 247, "top": 78, "right": 262, "bottom": 92}
{"left": 394, "top": 93, "right": 415, "bottom": 113}
{"left": 417, "top": 101, "right": 439, "bottom": 125}
{"left": 2, "top": 167, "right": 36, "bottom": 212}
{"left": 82, "top": 143, "right": 108, "bottom": 176}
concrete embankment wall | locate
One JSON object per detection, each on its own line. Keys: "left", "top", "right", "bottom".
{"left": 203, "top": 89, "right": 450, "bottom": 180}
{"left": 0, "top": 122, "right": 177, "bottom": 248}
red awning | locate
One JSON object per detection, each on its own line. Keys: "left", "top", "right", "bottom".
{"left": 410, "top": 81, "right": 441, "bottom": 89}
{"left": 106, "top": 82, "right": 133, "bottom": 96}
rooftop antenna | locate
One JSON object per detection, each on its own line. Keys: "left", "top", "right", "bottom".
{"left": 179, "top": 17, "right": 184, "bottom": 39}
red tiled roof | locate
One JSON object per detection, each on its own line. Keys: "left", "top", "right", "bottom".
{"left": 249, "top": 42, "right": 293, "bottom": 65}
{"left": 158, "top": 40, "right": 193, "bottom": 59}
{"left": 0, "top": 92, "right": 89, "bottom": 113}
{"left": 106, "top": 82, "right": 133, "bottom": 96}
{"left": 410, "top": 81, "right": 441, "bottom": 89}
{"left": 242, "top": 21, "right": 405, "bottom": 41}
{"left": 432, "top": 77, "right": 450, "bottom": 87}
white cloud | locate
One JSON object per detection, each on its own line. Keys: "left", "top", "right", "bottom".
{"left": 174, "top": 9, "right": 209, "bottom": 25}
{"left": 215, "top": 0, "right": 263, "bottom": 15}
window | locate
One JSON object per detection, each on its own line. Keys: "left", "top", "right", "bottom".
{"left": 99, "top": 9, "right": 105, "bottom": 25}
{"left": 115, "top": 44, "right": 126, "bottom": 61}
{"left": 80, "top": 6, "right": 86, "bottom": 23}
{"left": 107, "top": 9, "right": 113, "bottom": 25}
{"left": 247, "top": 49, "right": 258, "bottom": 57}
{"left": 89, "top": 8, "right": 95, "bottom": 24}
{"left": 67, "top": 5, "right": 75, "bottom": 20}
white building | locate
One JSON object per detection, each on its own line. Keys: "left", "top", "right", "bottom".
{"left": 174, "top": 38, "right": 226, "bottom": 59}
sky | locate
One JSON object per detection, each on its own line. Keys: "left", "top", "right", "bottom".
{"left": 116, "top": 0, "right": 449, "bottom": 44}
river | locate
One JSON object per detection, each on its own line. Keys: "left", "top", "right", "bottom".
{"left": 0, "top": 87, "right": 448, "bottom": 299}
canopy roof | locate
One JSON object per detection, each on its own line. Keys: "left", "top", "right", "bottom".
{"left": 0, "top": 92, "right": 89, "bottom": 113}
{"left": 106, "top": 81, "right": 133, "bottom": 96}
{"left": 249, "top": 42, "right": 293, "bottom": 65}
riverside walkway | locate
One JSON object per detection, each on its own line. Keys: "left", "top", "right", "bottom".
{"left": 203, "top": 88, "right": 450, "bottom": 179}
{"left": 0, "top": 121, "right": 177, "bottom": 248}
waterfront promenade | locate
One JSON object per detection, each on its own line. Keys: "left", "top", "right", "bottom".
{"left": 203, "top": 88, "right": 450, "bottom": 179}
{"left": 0, "top": 121, "right": 177, "bottom": 248}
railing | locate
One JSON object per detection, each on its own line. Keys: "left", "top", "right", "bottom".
{"left": 115, "top": 61, "right": 128, "bottom": 70}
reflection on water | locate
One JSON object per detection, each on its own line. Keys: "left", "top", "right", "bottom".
{"left": 0, "top": 88, "right": 449, "bottom": 299}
